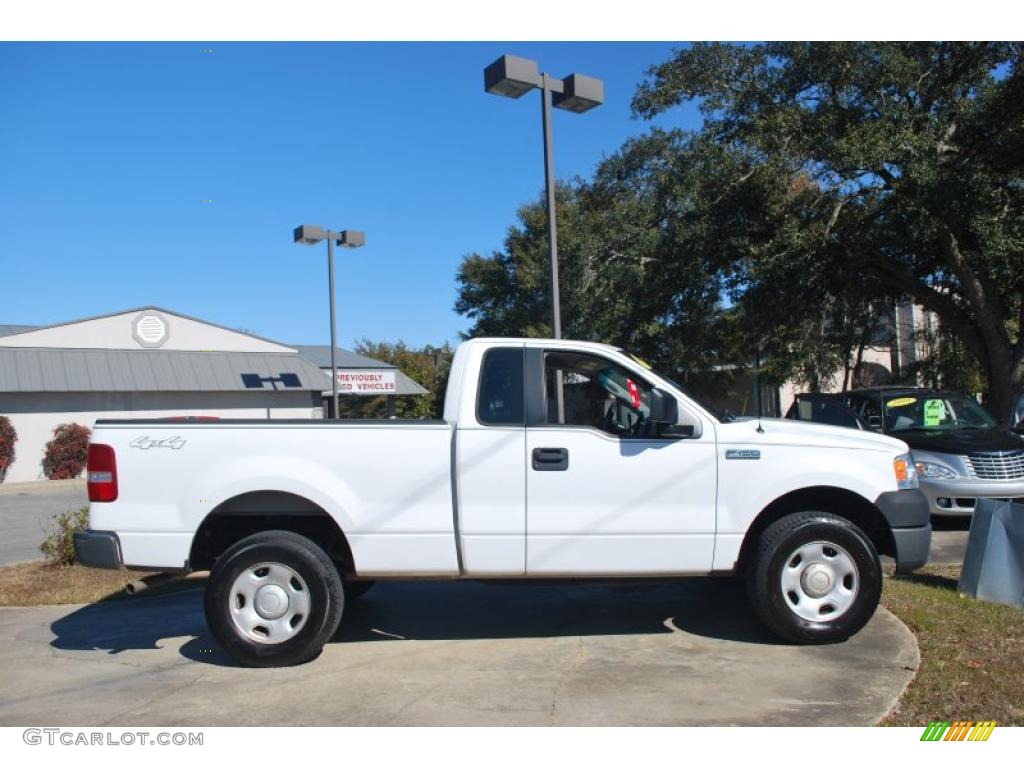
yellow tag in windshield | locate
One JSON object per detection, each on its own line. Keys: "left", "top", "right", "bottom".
{"left": 886, "top": 397, "right": 917, "bottom": 408}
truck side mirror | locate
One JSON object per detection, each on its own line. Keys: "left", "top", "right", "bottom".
{"left": 648, "top": 388, "right": 679, "bottom": 425}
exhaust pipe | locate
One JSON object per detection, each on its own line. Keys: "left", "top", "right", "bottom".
{"left": 125, "top": 572, "right": 183, "bottom": 596}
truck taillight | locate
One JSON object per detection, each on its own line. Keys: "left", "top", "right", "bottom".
{"left": 87, "top": 444, "right": 118, "bottom": 502}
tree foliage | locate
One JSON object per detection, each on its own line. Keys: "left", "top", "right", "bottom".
{"left": 456, "top": 43, "right": 1024, "bottom": 416}
{"left": 42, "top": 423, "right": 91, "bottom": 480}
{"left": 0, "top": 415, "right": 16, "bottom": 483}
{"left": 633, "top": 41, "right": 1024, "bottom": 415}
{"left": 337, "top": 340, "right": 452, "bottom": 419}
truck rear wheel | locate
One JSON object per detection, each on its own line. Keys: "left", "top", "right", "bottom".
{"left": 746, "top": 511, "right": 881, "bottom": 644}
{"left": 204, "top": 530, "right": 344, "bottom": 667}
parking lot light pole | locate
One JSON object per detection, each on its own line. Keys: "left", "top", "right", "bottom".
{"left": 485, "top": 55, "right": 603, "bottom": 423}
{"left": 484, "top": 54, "right": 604, "bottom": 341}
{"left": 293, "top": 225, "right": 366, "bottom": 419}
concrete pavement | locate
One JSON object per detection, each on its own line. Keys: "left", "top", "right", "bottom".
{"left": 0, "top": 480, "right": 87, "bottom": 565}
{"left": 0, "top": 578, "right": 919, "bottom": 726}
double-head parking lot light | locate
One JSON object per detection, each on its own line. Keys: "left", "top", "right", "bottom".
{"left": 484, "top": 54, "right": 603, "bottom": 423}
{"left": 293, "top": 225, "right": 366, "bottom": 419}
{"left": 483, "top": 54, "right": 603, "bottom": 341}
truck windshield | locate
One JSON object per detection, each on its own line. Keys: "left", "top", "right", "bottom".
{"left": 882, "top": 393, "right": 997, "bottom": 432}
{"left": 618, "top": 350, "right": 723, "bottom": 423}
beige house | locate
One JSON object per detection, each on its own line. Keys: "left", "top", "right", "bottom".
{"left": 777, "top": 302, "right": 941, "bottom": 415}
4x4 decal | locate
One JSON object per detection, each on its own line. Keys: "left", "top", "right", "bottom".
{"left": 129, "top": 436, "right": 186, "bottom": 450}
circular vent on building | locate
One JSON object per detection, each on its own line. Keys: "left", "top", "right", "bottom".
{"left": 132, "top": 311, "right": 170, "bottom": 348}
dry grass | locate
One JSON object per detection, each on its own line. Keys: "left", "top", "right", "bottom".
{"left": 881, "top": 564, "right": 1024, "bottom": 726}
{"left": 0, "top": 561, "right": 146, "bottom": 606}
{"left": 0, "top": 561, "right": 206, "bottom": 607}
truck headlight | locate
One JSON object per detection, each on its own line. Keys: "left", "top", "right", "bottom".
{"left": 914, "top": 460, "right": 958, "bottom": 480}
{"left": 894, "top": 453, "right": 919, "bottom": 489}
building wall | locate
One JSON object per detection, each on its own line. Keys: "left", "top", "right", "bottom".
{"left": 0, "top": 391, "right": 320, "bottom": 484}
{"left": 777, "top": 346, "right": 894, "bottom": 415}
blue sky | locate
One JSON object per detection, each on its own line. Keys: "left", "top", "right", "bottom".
{"left": 0, "top": 42, "right": 701, "bottom": 348}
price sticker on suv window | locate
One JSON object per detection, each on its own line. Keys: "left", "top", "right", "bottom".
{"left": 923, "top": 399, "right": 946, "bottom": 426}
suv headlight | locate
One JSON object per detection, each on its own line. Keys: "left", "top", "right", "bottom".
{"left": 894, "top": 453, "right": 919, "bottom": 489}
{"left": 914, "top": 460, "right": 958, "bottom": 480}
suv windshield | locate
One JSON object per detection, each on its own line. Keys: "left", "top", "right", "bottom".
{"left": 882, "top": 393, "right": 997, "bottom": 432}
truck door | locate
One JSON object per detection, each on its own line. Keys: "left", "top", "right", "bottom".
{"left": 525, "top": 348, "right": 716, "bottom": 575}
{"left": 455, "top": 345, "right": 527, "bottom": 575}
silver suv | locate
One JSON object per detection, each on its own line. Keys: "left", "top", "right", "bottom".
{"left": 787, "top": 388, "right": 1024, "bottom": 517}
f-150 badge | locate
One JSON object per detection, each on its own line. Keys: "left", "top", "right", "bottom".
{"left": 725, "top": 449, "right": 761, "bottom": 460}
{"left": 129, "top": 436, "right": 186, "bottom": 450}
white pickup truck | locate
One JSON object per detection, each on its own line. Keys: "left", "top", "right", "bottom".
{"left": 75, "top": 338, "right": 931, "bottom": 666}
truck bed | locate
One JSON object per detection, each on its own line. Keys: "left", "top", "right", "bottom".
{"left": 89, "top": 419, "right": 458, "bottom": 574}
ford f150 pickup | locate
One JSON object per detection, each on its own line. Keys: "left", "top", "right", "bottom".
{"left": 75, "top": 338, "right": 931, "bottom": 666}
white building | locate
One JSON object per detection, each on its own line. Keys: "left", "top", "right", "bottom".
{"left": 0, "top": 307, "right": 330, "bottom": 483}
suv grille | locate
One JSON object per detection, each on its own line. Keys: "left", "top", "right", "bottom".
{"left": 963, "top": 450, "right": 1024, "bottom": 480}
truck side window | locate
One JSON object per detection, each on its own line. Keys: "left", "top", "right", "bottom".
{"left": 544, "top": 351, "right": 654, "bottom": 437}
{"left": 477, "top": 348, "right": 525, "bottom": 425}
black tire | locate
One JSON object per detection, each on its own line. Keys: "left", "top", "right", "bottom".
{"left": 746, "top": 511, "right": 882, "bottom": 644}
{"left": 204, "top": 530, "right": 344, "bottom": 667}
{"left": 343, "top": 579, "right": 376, "bottom": 600}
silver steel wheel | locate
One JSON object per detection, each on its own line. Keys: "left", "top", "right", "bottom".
{"left": 779, "top": 540, "right": 859, "bottom": 623}
{"left": 228, "top": 562, "right": 311, "bottom": 644}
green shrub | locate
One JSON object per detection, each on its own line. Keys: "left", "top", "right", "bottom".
{"left": 0, "top": 416, "right": 15, "bottom": 483}
{"left": 42, "top": 423, "right": 91, "bottom": 480}
{"left": 39, "top": 507, "right": 89, "bottom": 567}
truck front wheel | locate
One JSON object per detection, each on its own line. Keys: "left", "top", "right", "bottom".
{"left": 204, "top": 530, "right": 344, "bottom": 667}
{"left": 746, "top": 512, "right": 882, "bottom": 644}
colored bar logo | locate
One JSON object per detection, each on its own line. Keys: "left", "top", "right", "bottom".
{"left": 921, "top": 721, "right": 996, "bottom": 741}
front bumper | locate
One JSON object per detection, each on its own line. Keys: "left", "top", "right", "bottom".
{"left": 919, "top": 477, "right": 1024, "bottom": 517}
{"left": 874, "top": 489, "right": 932, "bottom": 574}
{"left": 73, "top": 530, "right": 123, "bottom": 569}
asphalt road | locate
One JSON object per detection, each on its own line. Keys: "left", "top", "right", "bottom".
{"left": 0, "top": 481, "right": 87, "bottom": 565}
{"left": 0, "top": 578, "right": 919, "bottom": 726}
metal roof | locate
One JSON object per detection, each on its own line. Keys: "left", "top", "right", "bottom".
{"left": 292, "top": 345, "right": 393, "bottom": 369}
{"left": 292, "top": 346, "right": 429, "bottom": 396}
{"left": 0, "top": 347, "right": 328, "bottom": 393}
{"left": 0, "top": 324, "right": 39, "bottom": 337}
